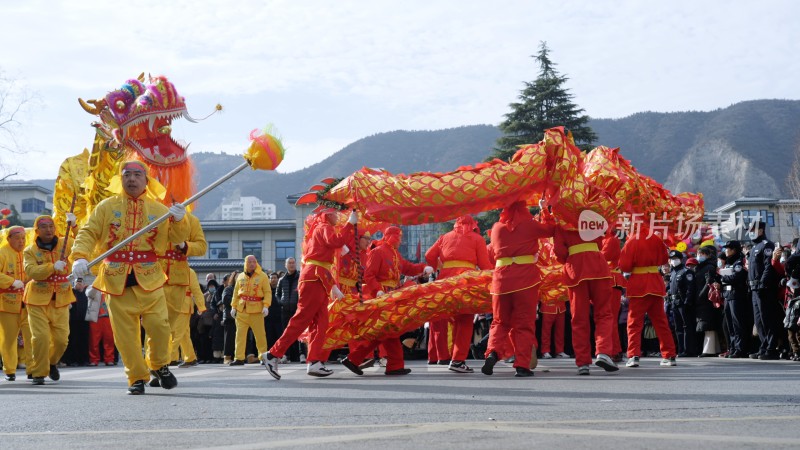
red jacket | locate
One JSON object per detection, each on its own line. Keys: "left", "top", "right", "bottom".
{"left": 490, "top": 217, "right": 554, "bottom": 295}
{"left": 300, "top": 222, "right": 355, "bottom": 292}
{"left": 426, "top": 225, "right": 492, "bottom": 280}
{"left": 601, "top": 233, "right": 626, "bottom": 288}
{"left": 337, "top": 247, "right": 368, "bottom": 292}
{"left": 364, "top": 242, "right": 426, "bottom": 296}
{"left": 618, "top": 234, "right": 668, "bottom": 298}
{"left": 553, "top": 227, "right": 611, "bottom": 287}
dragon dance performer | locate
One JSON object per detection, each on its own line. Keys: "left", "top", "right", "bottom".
{"left": 172, "top": 269, "right": 206, "bottom": 366}
{"left": 601, "top": 228, "right": 626, "bottom": 361}
{"left": 552, "top": 213, "right": 619, "bottom": 375}
{"left": 71, "top": 160, "right": 188, "bottom": 395}
{"left": 263, "top": 209, "right": 357, "bottom": 379}
{"left": 425, "top": 215, "right": 492, "bottom": 373}
{"left": 341, "top": 226, "right": 432, "bottom": 376}
{"left": 230, "top": 255, "right": 270, "bottom": 366}
{"left": 338, "top": 231, "right": 372, "bottom": 296}
{"left": 619, "top": 226, "right": 677, "bottom": 368}
{"left": 161, "top": 212, "right": 207, "bottom": 367}
{"left": 481, "top": 201, "right": 554, "bottom": 377}
{"left": 0, "top": 226, "right": 28, "bottom": 381}
{"left": 23, "top": 215, "right": 76, "bottom": 385}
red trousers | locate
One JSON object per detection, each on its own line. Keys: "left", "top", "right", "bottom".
{"left": 450, "top": 313, "right": 473, "bottom": 362}
{"left": 486, "top": 287, "right": 537, "bottom": 369}
{"left": 89, "top": 316, "right": 115, "bottom": 364}
{"left": 569, "top": 278, "right": 614, "bottom": 367}
{"left": 347, "top": 338, "right": 405, "bottom": 372}
{"left": 626, "top": 295, "right": 676, "bottom": 358}
{"left": 270, "top": 279, "right": 329, "bottom": 362}
{"left": 540, "top": 312, "right": 565, "bottom": 355}
{"left": 427, "top": 318, "right": 450, "bottom": 362}
{"left": 609, "top": 288, "right": 623, "bottom": 355}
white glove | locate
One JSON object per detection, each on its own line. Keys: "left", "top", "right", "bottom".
{"left": 539, "top": 198, "right": 546, "bottom": 209}
{"left": 54, "top": 260, "right": 67, "bottom": 272}
{"left": 424, "top": 266, "right": 434, "bottom": 275}
{"left": 177, "top": 241, "right": 187, "bottom": 250}
{"left": 376, "top": 290, "right": 385, "bottom": 297}
{"left": 72, "top": 259, "right": 90, "bottom": 277}
{"left": 66, "top": 212, "right": 77, "bottom": 225}
{"left": 348, "top": 210, "right": 358, "bottom": 225}
{"left": 341, "top": 245, "right": 350, "bottom": 256}
{"left": 230, "top": 309, "right": 237, "bottom": 318}
{"left": 331, "top": 285, "right": 344, "bottom": 300}
{"left": 789, "top": 278, "right": 800, "bottom": 290}
{"left": 261, "top": 307, "right": 269, "bottom": 317}
{"left": 168, "top": 203, "right": 186, "bottom": 222}
{"left": 11, "top": 280, "right": 24, "bottom": 290}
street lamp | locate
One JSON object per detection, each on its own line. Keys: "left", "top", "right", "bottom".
{"left": 0, "top": 172, "right": 18, "bottom": 183}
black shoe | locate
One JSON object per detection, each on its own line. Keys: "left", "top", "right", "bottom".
{"left": 385, "top": 368, "right": 411, "bottom": 376}
{"left": 228, "top": 359, "right": 245, "bottom": 366}
{"left": 178, "top": 360, "right": 198, "bottom": 368}
{"left": 482, "top": 351, "right": 498, "bottom": 376}
{"left": 49, "top": 365, "right": 60, "bottom": 381}
{"left": 749, "top": 352, "right": 761, "bottom": 359}
{"left": 515, "top": 367, "right": 534, "bottom": 377}
{"left": 169, "top": 360, "right": 181, "bottom": 367}
{"left": 728, "top": 351, "right": 746, "bottom": 359}
{"left": 27, "top": 374, "right": 32, "bottom": 380}
{"left": 759, "top": 352, "right": 779, "bottom": 361}
{"left": 31, "top": 377, "right": 45, "bottom": 385}
{"left": 148, "top": 377, "right": 160, "bottom": 387}
{"left": 4, "top": 374, "right": 15, "bottom": 381}
{"left": 358, "top": 358, "right": 377, "bottom": 370}
{"left": 340, "top": 357, "right": 363, "bottom": 375}
{"left": 437, "top": 360, "right": 450, "bottom": 365}
{"left": 127, "top": 380, "right": 145, "bottom": 395}
{"left": 427, "top": 360, "right": 437, "bottom": 365}
{"left": 150, "top": 366, "right": 178, "bottom": 390}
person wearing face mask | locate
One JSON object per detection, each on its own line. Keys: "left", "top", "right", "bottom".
{"left": 746, "top": 221, "right": 781, "bottom": 360}
{"left": 693, "top": 246, "right": 724, "bottom": 356}
{"left": 668, "top": 250, "right": 698, "bottom": 357}
{"left": 720, "top": 240, "right": 752, "bottom": 358}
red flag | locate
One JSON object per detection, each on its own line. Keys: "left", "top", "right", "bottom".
{"left": 416, "top": 240, "right": 421, "bottom": 262}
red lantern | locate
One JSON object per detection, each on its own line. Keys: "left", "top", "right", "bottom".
{"left": 0, "top": 219, "right": 10, "bottom": 227}
{"left": 0, "top": 208, "right": 10, "bottom": 216}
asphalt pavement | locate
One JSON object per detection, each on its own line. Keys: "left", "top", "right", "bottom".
{"left": 1, "top": 356, "right": 799, "bottom": 449}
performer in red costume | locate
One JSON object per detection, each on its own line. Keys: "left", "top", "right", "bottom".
{"left": 262, "top": 209, "right": 357, "bottom": 380}
{"left": 425, "top": 215, "right": 492, "bottom": 373}
{"left": 481, "top": 201, "right": 554, "bottom": 377}
{"left": 551, "top": 207, "right": 619, "bottom": 375}
{"left": 601, "top": 228, "right": 626, "bottom": 361}
{"left": 341, "top": 226, "right": 432, "bottom": 376}
{"left": 618, "top": 227, "right": 678, "bottom": 367}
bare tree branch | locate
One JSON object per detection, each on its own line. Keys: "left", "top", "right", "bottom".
{"left": 0, "top": 70, "right": 36, "bottom": 155}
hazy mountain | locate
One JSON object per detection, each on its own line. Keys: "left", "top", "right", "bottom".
{"left": 27, "top": 100, "right": 800, "bottom": 218}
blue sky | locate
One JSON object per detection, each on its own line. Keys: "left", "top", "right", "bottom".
{"left": 1, "top": 0, "right": 798, "bottom": 180}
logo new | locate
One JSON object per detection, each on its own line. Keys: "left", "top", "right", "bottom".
{"left": 578, "top": 210, "right": 608, "bottom": 241}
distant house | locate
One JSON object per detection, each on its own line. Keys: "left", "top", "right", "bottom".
{"left": 221, "top": 196, "right": 276, "bottom": 220}
{"left": 0, "top": 181, "right": 53, "bottom": 224}
{"left": 706, "top": 197, "right": 800, "bottom": 244}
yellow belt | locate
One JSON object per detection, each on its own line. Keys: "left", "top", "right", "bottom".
{"left": 442, "top": 260, "right": 474, "bottom": 269}
{"left": 339, "top": 277, "right": 357, "bottom": 287}
{"left": 381, "top": 282, "right": 397, "bottom": 291}
{"left": 632, "top": 266, "right": 660, "bottom": 274}
{"left": 495, "top": 255, "right": 535, "bottom": 268}
{"left": 568, "top": 243, "right": 599, "bottom": 255}
{"left": 306, "top": 259, "right": 332, "bottom": 271}
{"left": 611, "top": 268, "right": 621, "bottom": 273}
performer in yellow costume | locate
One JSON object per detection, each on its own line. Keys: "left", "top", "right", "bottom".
{"left": 71, "top": 160, "right": 188, "bottom": 395}
{"left": 230, "top": 255, "right": 271, "bottom": 365}
{"left": 23, "top": 216, "right": 75, "bottom": 385}
{"left": 171, "top": 269, "right": 206, "bottom": 366}
{"left": 0, "top": 226, "right": 28, "bottom": 381}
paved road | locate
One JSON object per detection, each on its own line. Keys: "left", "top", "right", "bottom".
{"left": 1, "top": 357, "right": 799, "bottom": 449}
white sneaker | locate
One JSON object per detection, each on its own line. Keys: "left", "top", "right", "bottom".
{"left": 307, "top": 361, "right": 333, "bottom": 377}
{"left": 595, "top": 353, "right": 620, "bottom": 372}
{"left": 299, "top": 354, "right": 307, "bottom": 364}
{"left": 660, "top": 357, "right": 677, "bottom": 366}
{"left": 279, "top": 355, "right": 288, "bottom": 364}
{"left": 262, "top": 352, "right": 280, "bottom": 380}
{"left": 448, "top": 361, "right": 474, "bottom": 373}
{"left": 378, "top": 357, "right": 388, "bottom": 367}
{"left": 577, "top": 365, "right": 590, "bottom": 376}
{"left": 625, "top": 356, "right": 640, "bottom": 368}
{"left": 542, "top": 353, "right": 553, "bottom": 359}
{"left": 556, "top": 352, "right": 570, "bottom": 358}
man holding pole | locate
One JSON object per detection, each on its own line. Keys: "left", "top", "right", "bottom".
{"left": 23, "top": 215, "right": 76, "bottom": 385}
{"left": 71, "top": 160, "right": 188, "bottom": 395}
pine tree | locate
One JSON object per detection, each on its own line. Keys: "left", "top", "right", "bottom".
{"left": 491, "top": 42, "right": 597, "bottom": 162}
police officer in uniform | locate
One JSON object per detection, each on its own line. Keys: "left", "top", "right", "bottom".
{"left": 720, "top": 240, "right": 752, "bottom": 358}
{"left": 668, "top": 250, "right": 697, "bottom": 357}
{"left": 746, "top": 221, "right": 780, "bottom": 359}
